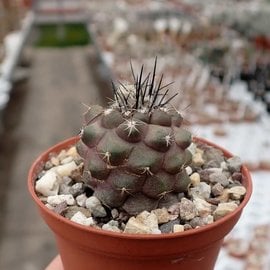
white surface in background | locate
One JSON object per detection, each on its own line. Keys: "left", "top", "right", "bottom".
{"left": 190, "top": 81, "right": 270, "bottom": 165}
{"left": 216, "top": 171, "right": 270, "bottom": 270}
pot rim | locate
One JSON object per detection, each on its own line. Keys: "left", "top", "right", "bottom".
{"left": 28, "top": 136, "right": 252, "bottom": 240}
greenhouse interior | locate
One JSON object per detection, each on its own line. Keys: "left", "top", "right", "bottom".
{"left": 0, "top": 0, "right": 270, "bottom": 269}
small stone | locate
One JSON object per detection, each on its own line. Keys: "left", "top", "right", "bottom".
{"left": 70, "top": 211, "right": 95, "bottom": 226}
{"left": 59, "top": 183, "right": 71, "bottom": 195}
{"left": 173, "top": 224, "right": 184, "bottom": 233}
{"left": 189, "top": 182, "right": 211, "bottom": 199}
{"left": 216, "top": 189, "right": 230, "bottom": 203}
{"left": 57, "top": 150, "right": 67, "bottom": 161}
{"left": 124, "top": 217, "right": 152, "bottom": 234}
{"left": 124, "top": 211, "right": 161, "bottom": 234}
{"left": 53, "top": 161, "right": 78, "bottom": 177}
{"left": 189, "top": 215, "right": 213, "bottom": 228}
{"left": 159, "top": 219, "right": 180, "bottom": 233}
{"left": 185, "top": 166, "right": 193, "bottom": 175}
{"left": 66, "top": 146, "right": 78, "bottom": 158}
{"left": 190, "top": 172, "right": 200, "bottom": 186}
{"left": 47, "top": 194, "right": 75, "bottom": 206}
{"left": 192, "top": 152, "right": 205, "bottom": 166}
{"left": 203, "top": 146, "right": 224, "bottom": 166}
{"left": 211, "top": 183, "right": 224, "bottom": 197}
{"left": 193, "top": 197, "right": 213, "bottom": 216}
{"left": 85, "top": 196, "right": 107, "bottom": 217}
{"left": 61, "top": 156, "right": 73, "bottom": 165}
{"left": 220, "top": 161, "right": 228, "bottom": 170}
{"left": 53, "top": 201, "right": 68, "bottom": 215}
{"left": 51, "top": 156, "right": 60, "bottom": 166}
{"left": 136, "top": 211, "right": 160, "bottom": 233}
{"left": 198, "top": 169, "right": 211, "bottom": 182}
{"left": 62, "top": 176, "right": 73, "bottom": 185}
{"left": 183, "top": 224, "right": 193, "bottom": 231}
{"left": 213, "top": 202, "right": 238, "bottom": 220}
{"left": 64, "top": 206, "right": 91, "bottom": 219}
{"left": 228, "top": 186, "right": 246, "bottom": 200}
{"left": 76, "top": 193, "right": 87, "bottom": 207}
{"left": 152, "top": 208, "right": 171, "bottom": 224}
{"left": 102, "top": 221, "right": 121, "bottom": 233}
{"left": 44, "top": 161, "right": 53, "bottom": 170}
{"left": 231, "top": 172, "right": 242, "bottom": 182}
{"left": 111, "top": 208, "right": 119, "bottom": 219}
{"left": 179, "top": 198, "right": 197, "bottom": 221}
{"left": 69, "top": 183, "right": 84, "bottom": 197}
{"left": 209, "top": 172, "right": 229, "bottom": 187}
{"left": 35, "top": 170, "right": 60, "bottom": 196}
{"left": 227, "top": 156, "right": 242, "bottom": 173}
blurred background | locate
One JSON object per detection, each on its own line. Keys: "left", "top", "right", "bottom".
{"left": 0, "top": 0, "right": 270, "bottom": 269}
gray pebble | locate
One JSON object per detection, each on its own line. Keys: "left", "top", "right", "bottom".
{"left": 189, "top": 215, "right": 214, "bottom": 228}
{"left": 227, "top": 156, "right": 242, "bottom": 173}
{"left": 209, "top": 172, "right": 229, "bottom": 187}
{"left": 202, "top": 146, "right": 225, "bottom": 165}
{"left": 111, "top": 209, "right": 119, "bottom": 219}
{"left": 85, "top": 196, "right": 107, "bottom": 218}
{"left": 159, "top": 219, "right": 180, "bottom": 233}
{"left": 211, "top": 183, "right": 224, "bottom": 197}
{"left": 53, "top": 201, "right": 68, "bottom": 215}
{"left": 183, "top": 224, "right": 193, "bottom": 231}
{"left": 189, "top": 182, "right": 211, "bottom": 199}
{"left": 179, "top": 198, "right": 197, "bottom": 221}
{"left": 59, "top": 183, "right": 71, "bottom": 195}
{"left": 69, "top": 183, "right": 84, "bottom": 197}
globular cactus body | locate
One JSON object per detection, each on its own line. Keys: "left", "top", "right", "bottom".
{"left": 77, "top": 61, "right": 192, "bottom": 215}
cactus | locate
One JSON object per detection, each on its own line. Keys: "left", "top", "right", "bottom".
{"left": 77, "top": 59, "right": 192, "bottom": 215}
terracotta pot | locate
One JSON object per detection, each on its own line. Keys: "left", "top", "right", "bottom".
{"left": 28, "top": 137, "right": 252, "bottom": 270}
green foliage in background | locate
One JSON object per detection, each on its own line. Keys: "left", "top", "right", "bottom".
{"left": 35, "top": 23, "right": 90, "bottom": 47}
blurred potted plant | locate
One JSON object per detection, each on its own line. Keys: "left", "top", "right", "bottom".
{"left": 28, "top": 60, "right": 252, "bottom": 270}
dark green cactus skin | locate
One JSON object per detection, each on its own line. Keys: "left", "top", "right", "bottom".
{"left": 77, "top": 105, "right": 192, "bottom": 215}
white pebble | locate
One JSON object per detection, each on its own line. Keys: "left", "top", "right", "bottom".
{"left": 70, "top": 211, "right": 95, "bottom": 226}
{"left": 124, "top": 211, "right": 161, "bottom": 234}
{"left": 193, "top": 197, "right": 212, "bottom": 216}
{"left": 137, "top": 211, "right": 160, "bottom": 233}
{"left": 47, "top": 194, "right": 75, "bottom": 206}
{"left": 124, "top": 217, "right": 152, "bottom": 234}
{"left": 66, "top": 146, "right": 78, "bottom": 157}
{"left": 53, "top": 161, "right": 78, "bottom": 177}
{"left": 102, "top": 223, "right": 121, "bottom": 232}
{"left": 35, "top": 170, "right": 60, "bottom": 196}
{"left": 61, "top": 156, "right": 73, "bottom": 165}
{"left": 190, "top": 172, "right": 200, "bottom": 186}
{"left": 192, "top": 152, "right": 205, "bottom": 166}
{"left": 85, "top": 196, "right": 107, "bottom": 217}
{"left": 213, "top": 202, "right": 238, "bottom": 220}
{"left": 228, "top": 186, "right": 246, "bottom": 200}
{"left": 151, "top": 208, "right": 171, "bottom": 224}
{"left": 189, "top": 182, "right": 211, "bottom": 199}
{"left": 173, "top": 224, "right": 185, "bottom": 233}
{"left": 185, "top": 166, "right": 193, "bottom": 175}
{"left": 76, "top": 193, "right": 87, "bottom": 207}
